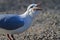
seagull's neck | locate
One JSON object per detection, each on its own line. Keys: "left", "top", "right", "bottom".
{"left": 20, "top": 10, "right": 35, "bottom": 19}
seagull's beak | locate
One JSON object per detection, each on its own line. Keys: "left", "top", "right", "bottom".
{"left": 33, "top": 4, "right": 43, "bottom": 11}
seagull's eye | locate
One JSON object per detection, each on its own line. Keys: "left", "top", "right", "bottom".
{"left": 30, "top": 6, "right": 33, "bottom": 8}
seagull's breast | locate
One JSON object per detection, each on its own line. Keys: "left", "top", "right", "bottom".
{"left": 11, "top": 16, "right": 33, "bottom": 34}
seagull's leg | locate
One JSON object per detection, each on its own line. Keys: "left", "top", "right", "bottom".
{"left": 6, "top": 34, "right": 13, "bottom": 40}
{"left": 11, "top": 34, "right": 15, "bottom": 40}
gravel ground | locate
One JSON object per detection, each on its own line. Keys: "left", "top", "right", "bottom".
{"left": 0, "top": 10, "right": 60, "bottom": 40}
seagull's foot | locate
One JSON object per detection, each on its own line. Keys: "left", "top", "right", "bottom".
{"left": 6, "top": 34, "right": 15, "bottom": 40}
{"left": 11, "top": 34, "right": 15, "bottom": 40}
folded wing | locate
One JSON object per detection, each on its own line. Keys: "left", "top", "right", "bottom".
{"left": 0, "top": 14, "right": 24, "bottom": 30}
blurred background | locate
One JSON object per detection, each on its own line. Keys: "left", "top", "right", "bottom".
{"left": 0, "top": 0, "right": 60, "bottom": 40}
{"left": 0, "top": 0, "right": 60, "bottom": 12}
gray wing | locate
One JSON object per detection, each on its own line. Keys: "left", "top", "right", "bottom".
{"left": 0, "top": 14, "right": 24, "bottom": 30}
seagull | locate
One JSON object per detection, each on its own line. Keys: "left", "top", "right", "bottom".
{"left": 0, "top": 4, "right": 43, "bottom": 40}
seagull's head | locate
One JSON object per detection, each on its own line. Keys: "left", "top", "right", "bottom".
{"left": 27, "top": 4, "right": 43, "bottom": 17}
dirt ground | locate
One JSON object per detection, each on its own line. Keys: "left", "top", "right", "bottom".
{"left": 0, "top": 10, "right": 60, "bottom": 40}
